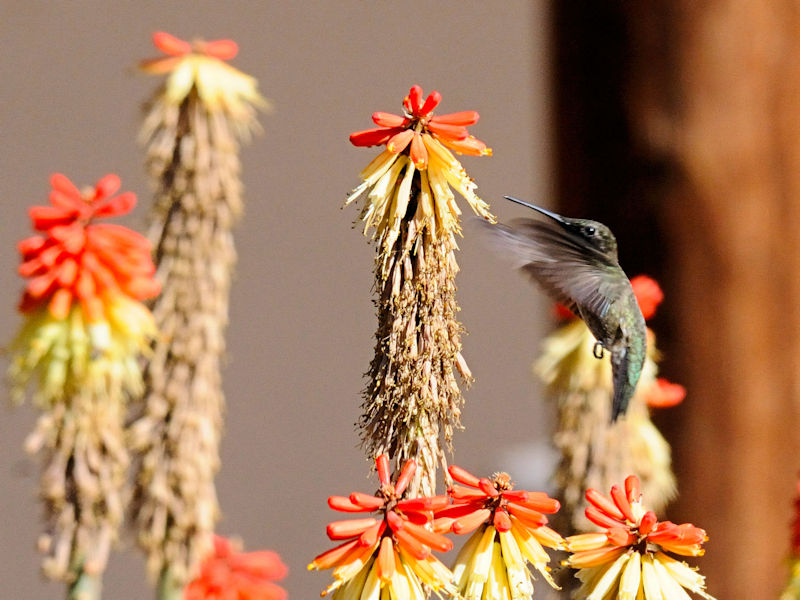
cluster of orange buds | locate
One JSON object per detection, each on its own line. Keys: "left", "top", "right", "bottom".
{"left": 18, "top": 173, "right": 158, "bottom": 321}
{"left": 185, "top": 536, "right": 287, "bottom": 600}
{"left": 350, "top": 84, "right": 490, "bottom": 167}
{"left": 9, "top": 173, "right": 159, "bottom": 405}
{"left": 309, "top": 455, "right": 456, "bottom": 599}
{"left": 564, "top": 475, "right": 715, "bottom": 599}
{"left": 434, "top": 465, "right": 564, "bottom": 599}
{"left": 346, "top": 85, "right": 493, "bottom": 254}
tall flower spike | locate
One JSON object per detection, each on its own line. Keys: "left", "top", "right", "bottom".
{"left": 348, "top": 85, "right": 492, "bottom": 495}
{"left": 564, "top": 475, "right": 715, "bottom": 599}
{"left": 185, "top": 536, "right": 287, "bottom": 600}
{"left": 536, "top": 275, "right": 680, "bottom": 534}
{"left": 310, "top": 455, "right": 457, "bottom": 599}
{"left": 130, "top": 31, "right": 267, "bottom": 597}
{"left": 8, "top": 173, "right": 159, "bottom": 598}
{"left": 435, "top": 465, "right": 564, "bottom": 599}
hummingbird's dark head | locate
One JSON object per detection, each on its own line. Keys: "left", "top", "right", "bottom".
{"left": 560, "top": 217, "right": 618, "bottom": 257}
{"left": 503, "top": 196, "right": 619, "bottom": 259}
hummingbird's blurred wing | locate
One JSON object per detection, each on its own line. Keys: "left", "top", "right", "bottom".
{"left": 482, "top": 218, "right": 620, "bottom": 319}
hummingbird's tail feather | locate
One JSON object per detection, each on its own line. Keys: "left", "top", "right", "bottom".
{"left": 610, "top": 351, "right": 635, "bottom": 421}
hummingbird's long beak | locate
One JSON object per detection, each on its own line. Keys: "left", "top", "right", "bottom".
{"left": 503, "top": 196, "right": 567, "bottom": 224}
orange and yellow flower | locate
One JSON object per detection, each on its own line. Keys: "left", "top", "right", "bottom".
{"left": 140, "top": 31, "right": 267, "bottom": 116}
{"left": 8, "top": 173, "right": 159, "bottom": 405}
{"left": 309, "top": 455, "right": 456, "bottom": 599}
{"left": 185, "top": 536, "right": 287, "bottom": 600}
{"left": 435, "top": 465, "right": 564, "bottom": 599}
{"left": 564, "top": 475, "right": 715, "bottom": 599}
{"left": 346, "top": 85, "right": 494, "bottom": 259}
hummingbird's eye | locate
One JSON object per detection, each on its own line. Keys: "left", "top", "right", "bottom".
{"left": 584, "top": 226, "right": 596, "bottom": 236}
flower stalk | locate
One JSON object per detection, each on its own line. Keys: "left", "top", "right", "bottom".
{"left": 129, "top": 31, "right": 266, "bottom": 593}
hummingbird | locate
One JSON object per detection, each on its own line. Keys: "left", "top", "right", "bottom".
{"left": 483, "top": 196, "right": 646, "bottom": 420}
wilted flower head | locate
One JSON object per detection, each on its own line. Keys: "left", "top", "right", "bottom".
{"left": 564, "top": 475, "right": 715, "bottom": 599}
{"left": 140, "top": 31, "right": 267, "bottom": 117}
{"left": 185, "top": 536, "right": 287, "bottom": 600}
{"left": 309, "top": 455, "right": 456, "bottom": 598}
{"left": 435, "top": 465, "right": 564, "bottom": 599}
{"left": 346, "top": 84, "right": 493, "bottom": 259}
{"left": 9, "top": 173, "right": 159, "bottom": 405}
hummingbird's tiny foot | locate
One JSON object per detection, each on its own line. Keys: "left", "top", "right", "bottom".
{"left": 593, "top": 341, "right": 605, "bottom": 359}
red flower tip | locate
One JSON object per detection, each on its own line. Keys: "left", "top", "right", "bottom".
{"left": 349, "top": 85, "right": 488, "bottom": 166}
{"left": 186, "top": 536, "right": 287, "bottom": 600}
{"left": 580, "top": 475, "right": 708, "bottom": 557}
{"left": 642, "top": 378, "right": 686, "bottom": 408}
{"left": 315, "top": 455, "right": 452, "bottom": 568}
{"left": 631, "top": 275, "right": 664, "bottom": 320}
{"left": 153, "top": 31, "right": 192, "bottom": 56}
{"left": 790, "top": 475, "right": 800, "bottom": 556}
{"left": 152, "top": 31, "right": 239, "bottom": 60}
{"left": 439, "top": 465, "right": 560, "bottom": 538}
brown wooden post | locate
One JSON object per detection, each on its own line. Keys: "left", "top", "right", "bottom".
{"left": 553, "top": 2, "right": 800, "bottom": 596}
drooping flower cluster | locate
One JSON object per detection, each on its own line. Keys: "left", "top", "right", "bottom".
{"left": 537, "top": 275, "right": 681, "bottom": 531}
{"left": 131, "top": 31, "right": 266, "bottom": 593}
{"left": 436, "top": 465, "right": 564, "bottom": 599}
{"left": 8, "top": 173, "right": 159, "bottom": 595}
{"left": 185, "top": 536, "right": 287, "bottom": 600}
{"left": 564, "top": 475, "right": 714, "bottom": 599}
{"left": 310, "top": 455, "right": 457, "bottom": 599}
{"left": 349, "top": 86, "right": 492, "bottom": 496}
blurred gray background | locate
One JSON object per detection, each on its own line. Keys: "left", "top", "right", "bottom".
{"left": 0, "top": 2, "right": 553, "bottom": 598}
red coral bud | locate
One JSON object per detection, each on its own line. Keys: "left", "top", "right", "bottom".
{"left": 203, "top": 39, "right": 239, "bottom": 60}
{"left": 419, "top": 90, "right": 442, "bottom": 116}
{"left": 585, "top": 488, "right": 625, "bottom": 521}
{"left": 376, "top": 455, "right": 391, "bottom": 487}
{"left": 494, "top": 510, "right": 512, "bottom": 532}
{"left": 448, "top": 465, "right": 481, "bottom": 488}
{"left": 349, "top": 492, "right": 385, "bottom": 511}
{"left": 153, "top": 31, "right": 192, "bottom": 56}
{"left": 452, "top": 508, "right": 492, "bottom": 535}
{"left": 393, "top": 459, "right": 416, "bottom": 496}
{"left": 326, "top": 518, "right": 377, "bottom": 540}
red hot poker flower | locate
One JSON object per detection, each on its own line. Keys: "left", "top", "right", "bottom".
{"left": 350, "top": 84, "right": 491, "bottom": 169}
{"left": 18, "top": 173, "right": 159, "bottom": 321}
{"left": 564, "top": 475, "right": 714, "bottom": 599}
{"left": 437, "top": 465, "right": 563, "bottom": 598}
{"left": 641, "top": 377, "right": 687, "bottom": 409}
{"left": 310, "top": 455, "right": 455, "bottom": 598}
{"left": 185, "top": 536, "right": 287, "bottom": 600}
